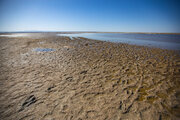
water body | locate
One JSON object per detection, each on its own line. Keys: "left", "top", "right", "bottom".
{"left": 0, "top": 34, "right": 28, "bottom": 37}
{"left": 33, "top": 48, "right": 55, "bottom": 52}
{"left": 57, "top": 33, "right": 180, "bottom": 50}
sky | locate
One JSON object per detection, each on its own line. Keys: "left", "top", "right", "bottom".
{"left": 0, "top": 0, "right": 180, "bottom": 33}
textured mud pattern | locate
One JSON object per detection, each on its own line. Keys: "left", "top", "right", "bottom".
{"left": 0, "top": 34, "right": 180, "bottom": 120}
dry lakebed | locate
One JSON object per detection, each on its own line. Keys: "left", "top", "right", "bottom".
{"left": 0, "top": 33, "right": 180, "bottom": 120}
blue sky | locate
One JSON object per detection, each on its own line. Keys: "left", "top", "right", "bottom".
{"left": 0, "top": 0, "right": 180, "bottom": 33}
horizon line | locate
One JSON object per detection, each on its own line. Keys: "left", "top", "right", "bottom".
{"left": 0, "top": 30, "right": 180, "bottom": 34}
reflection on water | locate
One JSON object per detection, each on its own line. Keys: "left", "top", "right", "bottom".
{"left": 57, "top": 33, "right": 180, "bottom": 50}
{"left": 33, "top": 48, "right": 55, "bottom": 52}
{"left": 0, "top": 34, "right": 28, "bottom": 37}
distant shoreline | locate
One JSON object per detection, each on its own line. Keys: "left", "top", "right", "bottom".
{"left": 0, "top": 31, "right": 180, "bottom": 35}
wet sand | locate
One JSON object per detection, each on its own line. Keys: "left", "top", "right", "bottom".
{"left": 0, "top": 34, "right": 180, "bottom": 120}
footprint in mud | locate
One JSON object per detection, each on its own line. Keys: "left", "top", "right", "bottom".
{"left": 62, "top": 46, "right": 71, "bottom": 50}
{"left": 86, "top": 110, "right": 97, "bottom": 119}
{"left": 19, "top": 95, "right": 37, "bottom": 112}
{"left": 62, "top": 105, "right": 68, "bottom": 111}
{"left": 80, "top": 70, "right": 88, "bottom": 74}
{"left": 46, "top": 84, "right": 56, "bottom": 92}
{"left": 66, "top": 76, "right": 73, "bottom": 82}
{"left": 85, "top": 43, "right": 89, "bottom": 46}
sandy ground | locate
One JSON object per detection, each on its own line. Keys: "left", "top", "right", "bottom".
{"left": 0, "top": 34, "right": 180, "bottom": 120}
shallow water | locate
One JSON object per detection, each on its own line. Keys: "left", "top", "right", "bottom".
{"left": 57, "top": 33, "right": 180, "bottom": 50}
{"left": 33, "top": 48, "right": 55, "bottom": 52}
{"left": 0, "top": 34, "right": 28, "bottom": 37}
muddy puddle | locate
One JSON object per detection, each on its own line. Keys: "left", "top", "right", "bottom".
{"left": 33, "top": 48, "right": 55, "bottom": 52}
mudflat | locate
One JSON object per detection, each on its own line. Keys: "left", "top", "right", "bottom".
{"left": 0, "top": 34, "right": 180, "bottom": 120}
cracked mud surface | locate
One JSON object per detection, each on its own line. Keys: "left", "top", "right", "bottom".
{"left": 0, "top": 33, "right": 180, "bottom": 120}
